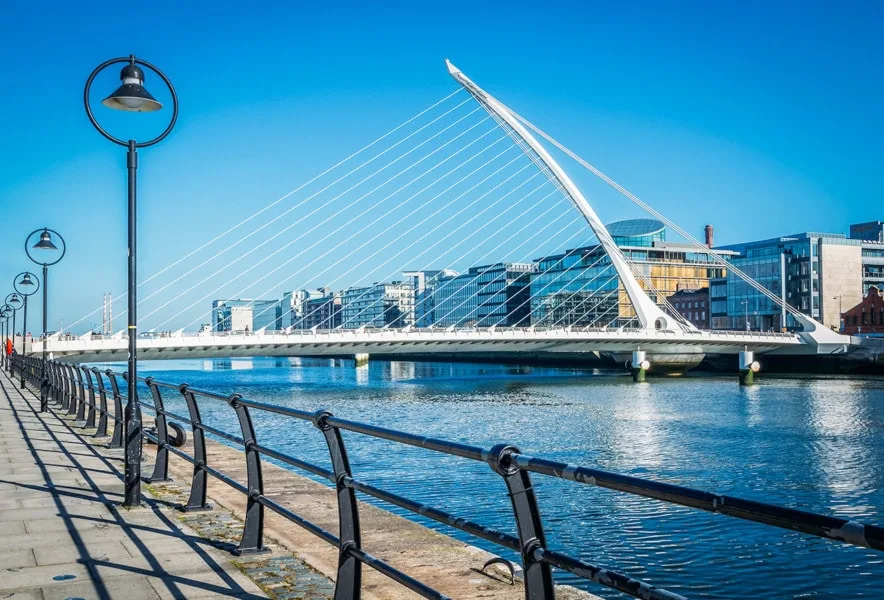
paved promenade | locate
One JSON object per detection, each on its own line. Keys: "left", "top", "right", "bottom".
{"left": 0, "top": 368, "right": 268, "bottom": 599}
{"left": 0, "top": 366, "right": 596, "bottom": 600}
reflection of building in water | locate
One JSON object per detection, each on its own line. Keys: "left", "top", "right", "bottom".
{"left": 531, "top": 219, "right": 732, "bottom": 328}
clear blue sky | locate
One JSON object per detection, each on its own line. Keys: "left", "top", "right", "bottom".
{"left": 0, "top": 1, "right": 881, "bottom": 333}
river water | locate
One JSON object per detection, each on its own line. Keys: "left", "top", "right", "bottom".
{"left": 114, "top": 357, "right": 883, "bottom": 599}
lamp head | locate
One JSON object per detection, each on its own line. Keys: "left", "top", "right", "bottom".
{"left": 33, "top": 229, "right": 58, "bottom": 250}
{"left": 10, "top": 293, "right": 21, "bottom": 303}
{"left": 102, "top": 61, "right": 162, "bottom": 112}
{"left": 19, "top": 273, "right": 35, "bottom": 287}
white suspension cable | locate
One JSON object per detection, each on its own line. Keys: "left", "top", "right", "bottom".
{"left": 404, "top": 190, "right": 567, "bottom": 328}
{"left": 510, "top": 111, "right": 803, "bottom": 318}
{"left": 338, "top": 169, "right": 545, "bottom": 328}
{"left": 253, "top": 144, "right": 523, "bottom": 329}
{"left": 232, "top": 137, "right": 519, "bottom": 329}
{"left": 150, "top": 113, "right": 493, "bottom": 330}
{"left": 60, "top": 90, "right": 468, "bottom": 335}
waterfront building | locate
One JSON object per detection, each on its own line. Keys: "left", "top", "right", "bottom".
{"left": 861, "top": 243, "right": 884, "bottom": 295}
{"left": 340, "top": 281, "right": 414, "bottom": 329}
{"left": 416, "top": 263, "right": 533, "bottom": 327}
{"left": 281, "top": 289, "right": 327, "bottom": 328}
{"left": 300, "top": 293, "right": 342, "bottom": 329}
{"left": 531, "top": 219, "right": 732, "bottom": 328}
{"left": 402, "top": 270, "right": 458, "bottom": 327}
{"left": 850, "top": 221, "right": 884, "bottom": 243}
{"left": 841, "top": 286, "right": 884, "bottom": 335}
{"left": 666, "top": 287, "right": 710, "bottom": 329}
{"left": 212, "top": 299, "right": 282, "bottom": 332}
{"left": 710, "top": 231, "right": 864, "bottom": 331}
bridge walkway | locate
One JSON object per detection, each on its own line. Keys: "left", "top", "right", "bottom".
{"left": 0, "top": 368, "right": 270, "bottom": 600}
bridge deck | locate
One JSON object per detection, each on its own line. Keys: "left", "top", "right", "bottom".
{"left": 0, "top": 369, "right": 269, "bottom": 599}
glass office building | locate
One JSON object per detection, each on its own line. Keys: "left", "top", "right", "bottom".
{"left": 340, "top": 282, "right": 414, "bottom": 329}
{"left": 417, "top": 263, "right": 533, "bottom": 327}
{"left": 531, "top": 219, "right": 731, "bottom": 328}
{"left": 710, "top": 232, "right": 863, "bottom": 331}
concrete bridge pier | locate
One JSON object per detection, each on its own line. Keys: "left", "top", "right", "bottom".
{"left": 739, "top": 349, "right": 760, "bottom": 386}
{"left": 630, "top": 350, "right": 649, "bottom": 383}
{"left": 354, "top": 353, "right": 370, "bottom": 368}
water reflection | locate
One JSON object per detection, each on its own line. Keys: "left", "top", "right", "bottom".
{"left": 102, "top": 357, "right": 883, "bottom": 599}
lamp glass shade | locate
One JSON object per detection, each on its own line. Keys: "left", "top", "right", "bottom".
{"left": 19, "top": 274, "right": 34, "bottom": 287}
{"left": 102, "top": 64, "right": 162, "bottom": 113}
{"left": 10, "top": 294, "right": 20, "bottom": 303}
{"left": 33, "top": 230, "right": 58, "bottom": 250}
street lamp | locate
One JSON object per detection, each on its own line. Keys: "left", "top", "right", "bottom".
{"left": 13, "top": 272, "right": 40, "bottom": 388}
{"left": 26, "top": 228, "right": 66, "bottom": 411}
{"left": 4, "top": 293, "right": 23, "bottom": 373}
{"left": 0, "top": 305, "right": 12, "bottom": 369}
{"left": 85, "top": 55, "right": 178, "bottom": 508}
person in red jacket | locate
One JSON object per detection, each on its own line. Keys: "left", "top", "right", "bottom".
{"left": 5, "top": 338, "right": 11, "bottom": 357}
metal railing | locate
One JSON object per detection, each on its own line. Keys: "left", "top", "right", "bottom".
{"left": 13, "top": 355, "right": 884, "bottom": 600}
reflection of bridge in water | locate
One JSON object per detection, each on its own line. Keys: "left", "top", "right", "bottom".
{"left": 42, "top": 61, "right": 858, "bottom": 376}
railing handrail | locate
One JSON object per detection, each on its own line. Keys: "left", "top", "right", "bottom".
{"left": 24, "top": 355, "right": 884, "bottom": 600}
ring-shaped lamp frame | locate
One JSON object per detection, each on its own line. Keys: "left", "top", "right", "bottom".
{"left": 13, "top": 272, "right": 40, "bottom": 297}
{"left": 84, "top": 56, "right": 178, "bottom": 148}
{"left": 25, "top": 228, "right": 66, "bottom": 267}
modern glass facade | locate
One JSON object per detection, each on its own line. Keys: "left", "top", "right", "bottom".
{"left": 340, "top": 282, "right": 414, "bottom": 329}
{"left": 417, "top": 263, "right": 533, "bottom": 327}
{"left": 711, "top": 233, "right": 863, "bottom": 331}
{"left": 531, "top": 219, "right": 731, "bottom": 328}
{"left": 300, "top": 294, "right": 342, "bottom": 329}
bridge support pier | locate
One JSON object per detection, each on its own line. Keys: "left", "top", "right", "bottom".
{"left": 739, "top": 350, "right": 760, "bottom": 386}
{"left": 630, "top": 350, "right": 649, "bottom": 383}
{"left": 354, "top": 353, "right": 369, "bottom": 368}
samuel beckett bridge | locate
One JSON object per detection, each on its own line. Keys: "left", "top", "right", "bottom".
{"left": 39, "top": 61, "right": 853, "bottom": 379}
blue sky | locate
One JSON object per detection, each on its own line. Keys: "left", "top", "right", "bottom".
{"left": 0, "top": 1, "right": 881, "bottom": 333}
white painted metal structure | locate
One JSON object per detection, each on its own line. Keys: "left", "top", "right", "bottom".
{"left": 40, "top": 327, "right": 848, "bottom": 363}
{"left": 446, "top": 60, "right": 679, "bottom": 333}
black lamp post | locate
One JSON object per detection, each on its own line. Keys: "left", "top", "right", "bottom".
{"left": 13, "top": 272, "right": 40, "bottom": 388}
{"left": 4, "top": 293, "right": 23, "bottom": 373}
{"left": 85, "top": 55, "right": 178, "bottom": 507}
{"left": 26, "top": 228, "right": 66, "bottom": 411}
{"left": 0, "top": 305, "right": 12, "bottom": 369}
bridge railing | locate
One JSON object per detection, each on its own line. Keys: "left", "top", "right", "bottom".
{"left": 27, "top": 357, "right": 883, "bottom": 599}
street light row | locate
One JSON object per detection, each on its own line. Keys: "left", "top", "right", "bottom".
{"left": 2, "top": 232, "right": 64, "bottom": 398}
{"left": 4, "top": 54, "right": 177, "bottom": 510}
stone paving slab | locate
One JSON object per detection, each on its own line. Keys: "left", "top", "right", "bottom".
{"left": 0, "top": 369, "right": 268, "bottom": 600}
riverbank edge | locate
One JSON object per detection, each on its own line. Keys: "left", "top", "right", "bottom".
{"left": 142, "top": 435, "right": 598, "bottom": 600}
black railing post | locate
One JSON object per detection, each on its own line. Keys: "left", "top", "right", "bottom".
{"left": 66, "top": 364, "right": 79, "bottom": 416}
{"left": 229, "top": 393, "right": 268, "bottom": 555}
{"left": 313, "top": 410, "right": 361, "bottom": 600}
{"left": 60, "top": 363, "right": 70, "bottom": 411}
{"left": 83, "top": 367, "right": 97, "bottom": 429}
{"left": 487, "top": 444, "right": 555, "bottom": 600}
{"left": 180, "top": 384, "right": 212, "bottom": 511}
{"left": 75, "top": 366, "right": 87, "bottom": 422}
{"left": 145, "top": 378, "right": 172, "bottom": 483}
{"left": 106, "top": 370, "right": 124, "bottom": 449}
{"left": 51, "top": 362, "right": 61, "bottom": 406}
{"left": 93, "top": 368, "right": 109, "bottom": 438}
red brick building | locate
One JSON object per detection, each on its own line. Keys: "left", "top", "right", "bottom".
{"left": 666, "top": 287, "right": 710, "bottom": 329}
{"left": 841, "top": 286, "right": 884, "bottom": 334}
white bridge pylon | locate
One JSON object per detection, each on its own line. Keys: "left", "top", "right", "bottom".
{"left": 446, "top": 60, "right": 681, "bottom": 333}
